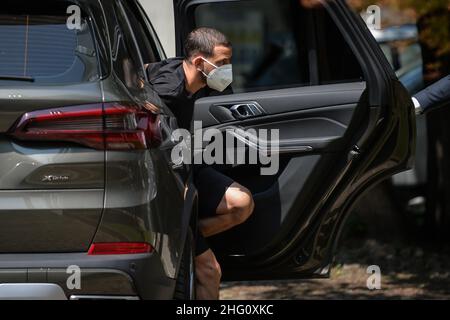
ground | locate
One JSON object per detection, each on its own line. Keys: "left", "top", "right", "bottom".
{"left": 220, "top": 239, "right": 450, "bottom": 300}
{"left": 220, "top": 183, "right": 450, "bottom": 300}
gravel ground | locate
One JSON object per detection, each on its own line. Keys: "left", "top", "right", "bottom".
{"left": 220, "top": 239, "right": 450, "bottom": 300}
{"left": 220, "top": 183, "right": 450, "bottom": 300}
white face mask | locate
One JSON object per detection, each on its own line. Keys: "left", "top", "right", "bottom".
{"left": 199, "top": 57, "right": 233, "bottom": 92}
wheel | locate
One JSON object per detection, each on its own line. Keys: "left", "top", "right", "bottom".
{"left": 174, "top": 229, "right": 196, "bottom": 300}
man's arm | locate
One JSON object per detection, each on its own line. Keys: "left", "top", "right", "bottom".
{"left": 414, "top": 75, "right": 450, "bottom": 115}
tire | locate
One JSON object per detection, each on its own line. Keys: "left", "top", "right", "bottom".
{"left": 174, "top": 229, "right": 196, "bottom": 300}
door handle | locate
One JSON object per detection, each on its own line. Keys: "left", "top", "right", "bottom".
{"left": 230, "top": 103, "right": 264, "bottom": 119}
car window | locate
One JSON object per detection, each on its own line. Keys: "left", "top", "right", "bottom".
{"left": 113, "top": 1, "right": 146, "bottom": 89}
{"left": 194, "top": 0, "right": 364, "bottom": 93}
{"left": 0, "top": 2, "right": 99, "bottom": 85}
{"left": 119, "top": 0, "right": 159, "bottom": 68}
{"left": 122, "top": 1, "right": 160, "bottom": 65}
{"left": 195, "top": 0, "right": 310, "bottom": 93}
{"left": 313, "top": 6, "right": 365, "bottom": 85}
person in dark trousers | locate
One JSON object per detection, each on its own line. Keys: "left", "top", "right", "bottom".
{"left": 414, "top": 75, "right": 450, "bottom": 115}
{"left": 147, "top": 28, "right": 255, "bottom": 300}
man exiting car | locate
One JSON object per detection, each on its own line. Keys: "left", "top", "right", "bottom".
{"left": 147, "top": 27, "right": 255, "bottom": 300}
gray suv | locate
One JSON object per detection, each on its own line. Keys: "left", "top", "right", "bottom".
{"left": 0, "top": 0, "right": 415, "bottom": 300}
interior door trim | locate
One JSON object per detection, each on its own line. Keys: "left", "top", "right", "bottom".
{"left": 193, "top": 82, "right": 366, "bottom": 128}
{"left": 223, "top": 126, "right": 314, "bottom": 155}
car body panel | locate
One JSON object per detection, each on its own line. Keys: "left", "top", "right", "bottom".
{"left": 0, "top": 0, "right": 106, "bottom": 253}
{"left": 0, "top": 252, "right": 175, "bottom": 299}
{"left": 0, "top": 0, "right": 191, "bottom": 298}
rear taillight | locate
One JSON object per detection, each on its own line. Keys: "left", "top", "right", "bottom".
{"left": 87, "top": 242, "right": 153, "bottom": 255}
{"left": 8, "top": 103, "right": 162, "bottom": 150}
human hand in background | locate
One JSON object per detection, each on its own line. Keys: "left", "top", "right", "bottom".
{"left": 413, "top": 75, "right": 450, "bottom": 116}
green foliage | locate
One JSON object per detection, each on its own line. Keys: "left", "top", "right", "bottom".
{"left": 399, "top": 0, "right": 449, "bottom": 16}
{"left": 402, "top": 0, "right": 450, "bottom": 67}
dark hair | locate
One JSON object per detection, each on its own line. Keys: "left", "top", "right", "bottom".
{"left": 184, "top": 27, "right": 231, "bottom": 60}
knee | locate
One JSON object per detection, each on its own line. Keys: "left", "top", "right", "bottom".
{"left": 227, "top": 186, "right": 255, "bottom": 224}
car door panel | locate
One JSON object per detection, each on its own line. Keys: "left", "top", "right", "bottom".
{"left": 193, "top": 82, "right": 366, "bottom": 127}
{"left": 193, "top": 83, "right": 365, "bottom": 155}
{"left": 193, "top": 86, "right": 366, "bottom": 259}
{"left": 191, "top": 84, "right": 365, "bottom": 177}
{"left": 210, "top": 154, "right": 321, "bottom": 252}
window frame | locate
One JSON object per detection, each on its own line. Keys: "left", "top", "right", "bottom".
{"left": 131, "top": 0, "right": 167, "bottom": 61}
{"left": 114, "top": 0, "right": 147, "bottom": 82}
{"left": 119, "top": 0, "right": 162, "bottom": 69}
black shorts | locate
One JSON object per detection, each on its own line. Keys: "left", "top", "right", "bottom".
{"left": 194, "top": 167, "right": 234, "bottom": 256}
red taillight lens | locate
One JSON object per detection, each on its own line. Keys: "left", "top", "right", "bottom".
{"left": 104, "top": 103, "right": 161, "bottom": 150}
{"left": 8, "top": 103, "right": 162, "bottom": 150}
{"left": 88, "top": 242, "right": 153, "bottom": 255}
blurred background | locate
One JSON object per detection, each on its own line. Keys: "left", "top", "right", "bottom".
{"left": 347, "top": 0, "right": 450, "bottom": 239}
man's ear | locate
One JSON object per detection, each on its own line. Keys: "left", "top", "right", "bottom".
{"left": 191, "top": 56, "right": 204, "bottom": 70}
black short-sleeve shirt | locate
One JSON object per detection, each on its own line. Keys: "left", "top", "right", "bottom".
{"left": 147, "top": 57, "right": 208, "bottom": 130}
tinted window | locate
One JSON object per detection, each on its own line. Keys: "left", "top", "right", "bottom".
{"left": 113, "top": 1, "right": 146, "bottom": 89}
{"left": 120, "top": 0, "right": 159, "bottom": 68}
{"left": 196, "top": 0, "right": 310, "bottom": 93}
{"left": 313, "top": 7, "right": 364, "bottom": 84}
{"left": 0, "top": 2, "right": 99, "bottom": 85}
{"left": 195, "top": 0, "right": 364, "bottom": 93}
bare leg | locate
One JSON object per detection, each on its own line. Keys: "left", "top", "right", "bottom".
{"left": 195, "top": 249, "right": 222, "bottom": 300}
{"left": 195, "top": 182, "right": 254, "bottom": 300}
{"left": 198, "top": 182, "right": 255, "bottom": 238}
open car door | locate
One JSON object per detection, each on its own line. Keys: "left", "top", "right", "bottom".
{"left": 173, "top": 0, "right": 415, "bottom": 281}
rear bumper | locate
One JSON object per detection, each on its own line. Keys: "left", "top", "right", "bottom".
{"left": 0, "top": 252, "right": 176, "bottom": 300}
